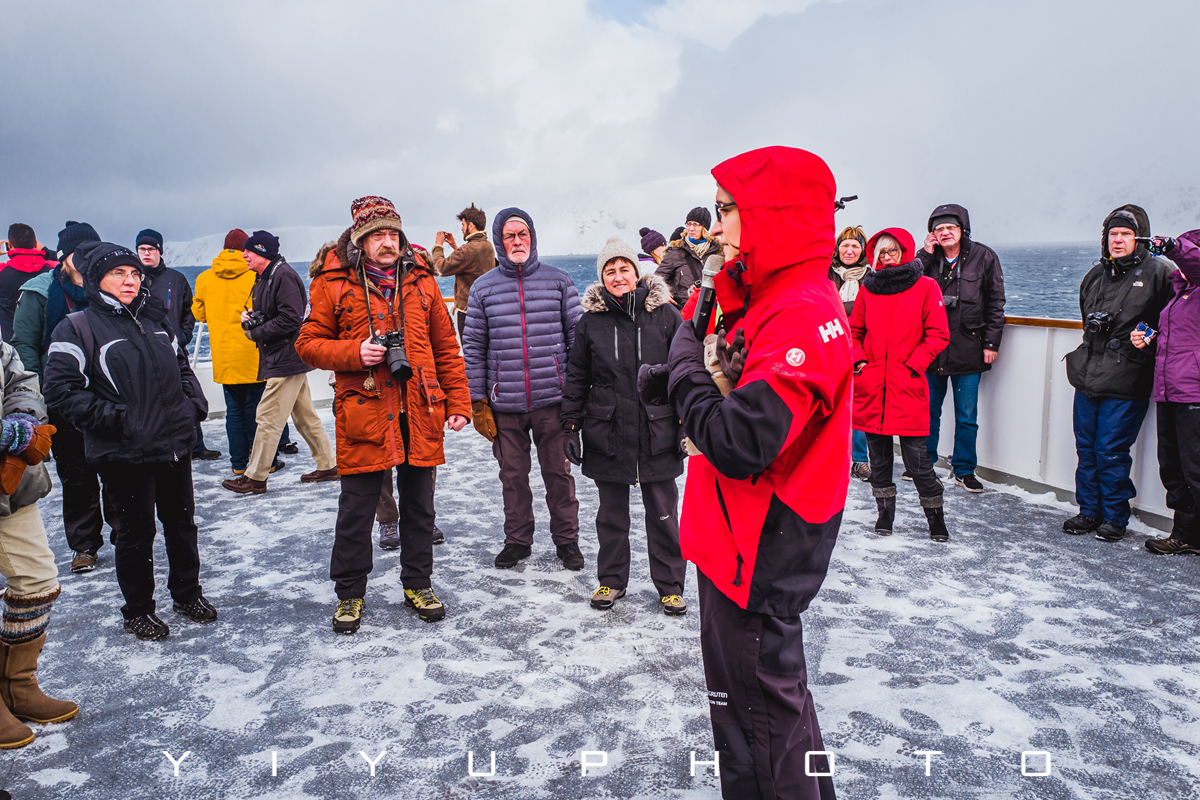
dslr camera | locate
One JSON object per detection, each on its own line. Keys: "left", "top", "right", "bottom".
{"left": 1084, "top": 311, "right": 1114, "bottom": 335}
{"left": 375, "top": 330, "right": 413, "bottom": 382}
{"left": 242, "top": 310, "right": 268, "bottom": 331}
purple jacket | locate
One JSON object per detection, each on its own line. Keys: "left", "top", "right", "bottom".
{"left": 1152, "top": 230, "right": 1200, "bottom": 403}
{"left": 463, "top": 207, "right": 583, "bottom": 413}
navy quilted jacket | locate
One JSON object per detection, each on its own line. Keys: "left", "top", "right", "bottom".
{"left": 463, "top": 207, "right": 583, "bottom": 413}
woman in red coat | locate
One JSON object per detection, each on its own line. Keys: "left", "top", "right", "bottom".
{"left": 849, "top": 228, "right": 951, "bottom": 540}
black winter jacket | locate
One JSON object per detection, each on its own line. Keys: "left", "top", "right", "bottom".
{"left": 143, "top": 263, "right": 196, "bottom": 345}
{"left": 42, "top": 243, "right": 207, "bottom": 465}
{"left": 561, "top": 275, "right": 684, "bottom": 485}
{"left": 655, "top": 236, "right": 720, "bottom": 309}
{"left": 246, "top": 257, "right": 311, "bottom": 380}
{"left": 914, "top": 206, "right": 1006, "bottom": 375}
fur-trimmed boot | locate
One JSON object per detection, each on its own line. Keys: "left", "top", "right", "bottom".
{"left": 0, "top": 633, "right": 79, "bottom": 725}
{"left": 874, "top": 496, "right": 896, "bottom": 535}
{"left": 924, "top": 506, "right": 949, "bottom": 542}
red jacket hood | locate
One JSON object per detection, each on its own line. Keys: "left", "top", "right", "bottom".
{"left": 711, "top": 146, "right": 836, "bottom": 299}
{"left": 2, "top": 248, "right": 55, "bottom": 273}
{"left": 865, "top": 227, "right": 915, "bottom": 267}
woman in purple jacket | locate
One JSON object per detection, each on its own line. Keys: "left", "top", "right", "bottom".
{"left": 1134, "top": 231, "right": 1200, "bottom": 555}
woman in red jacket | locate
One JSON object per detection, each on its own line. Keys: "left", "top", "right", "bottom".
{"left": 849, "top": 228, "right": 951, "bottom": 540}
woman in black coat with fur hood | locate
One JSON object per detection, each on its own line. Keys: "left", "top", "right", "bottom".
{"left": 561, "top": 238, "right": 687, "bottom": 615}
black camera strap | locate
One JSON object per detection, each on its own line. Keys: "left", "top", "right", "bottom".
{"left": 357, "top": 258, "right": 410, "bottom": 346}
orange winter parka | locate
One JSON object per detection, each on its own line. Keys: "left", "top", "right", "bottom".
{"left": 295, "top": 228, "right": 471, "bottom": 474}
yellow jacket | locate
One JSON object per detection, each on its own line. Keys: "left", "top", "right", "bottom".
{"left": 192, "top": 250, "right": 261, "bottom": 385}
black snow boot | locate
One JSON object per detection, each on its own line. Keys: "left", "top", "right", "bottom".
{"left": 925, "top": 506, "right": 949, "bottom": 542}
{"left": 874, "top": 497, "right": 895, "bottom": 536}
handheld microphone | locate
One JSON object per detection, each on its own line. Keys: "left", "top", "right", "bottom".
{"left": 692, "top": 253, "right": 725, "bottom": 341}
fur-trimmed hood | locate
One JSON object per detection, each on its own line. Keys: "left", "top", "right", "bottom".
{"left": 580, "top": 273, "right": 672, "bottom": 313}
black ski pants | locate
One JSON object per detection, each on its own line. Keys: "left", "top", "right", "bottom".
{"left": 1157, "top": 401, "right": 1200, "bottom": 544}
{"left": 698, "top": 571, "right": 836, "bottom": 800}
{"left": 99, "top": 459, "right": 203, "bottom": 620}
{"left": 332, "top": 465, "right": 435, "bottom": 599}
{"left": 866, "top": 433, "right": 944, "bottom": 508}
{"left": 49, "top": 409, "right": 114, "bottom": 553}
{"left": 594, "top": 479, "right": 685, "bottom": 597}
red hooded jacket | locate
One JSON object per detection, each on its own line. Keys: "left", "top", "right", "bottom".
{"left": 675, "top": 147, "right": 853, "bottom": 617}
{"left": 848, "top": 228, "right": 949, "bottom": 436}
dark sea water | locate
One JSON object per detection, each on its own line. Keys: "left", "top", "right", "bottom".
{"left": 174, "top": 243, "right": 1100, "bottom": 358}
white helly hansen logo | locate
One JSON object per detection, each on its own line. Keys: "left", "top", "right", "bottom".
{"left": 819, "top": 319, "right": 844, "bottom": 342}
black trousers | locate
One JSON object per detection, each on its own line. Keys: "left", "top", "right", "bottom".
{"left": 1157, "top": 401, "right": 1200, "bottom": 543}
{"left": 866, "top": 433, "right": 944, "bottom": 507}
{"left": 698, "top": 571, "right": 836, "bottom": 800}
{"left": 332, "top": 466, "right": 435, "bottom": 598}
{"left": 99, "top": 459, "right": 203, "bottom": 620}
{"left": 49, "top": 409, "right": 115, "bottom": 553}
{"left": 594, "top": 479, "right": 685, "bottom": 596}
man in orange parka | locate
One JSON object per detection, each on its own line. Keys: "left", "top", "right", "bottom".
{"left": 295, "top": 196, "right": 471, "bottom": 634}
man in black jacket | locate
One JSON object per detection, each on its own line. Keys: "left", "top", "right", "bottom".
{"left": 1064, "top": 205, "right": 1175, "bottom": 542}
{"left": 135, "top": 228, "right": 220, "bottom": 461}
{"left": 915, "top": 204, "right": 1005, "bottom": 493}
{"left": 43, "top": 242, "right": 216, "bottom": 640}
{"left": 222, "top": 231, "right": 336, "bottom": 495}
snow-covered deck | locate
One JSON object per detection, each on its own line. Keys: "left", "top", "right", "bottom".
{"left": 7, "top": 411, "right": 1200, "bottom": 799}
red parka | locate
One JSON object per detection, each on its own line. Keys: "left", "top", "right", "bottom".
{"left": 675, "top": 147, "right": 853, "bottom": 617}
{"left": 848, "top": 228, "right": 950, "bottom": 436}
{"left": 295, "top": 228, "right": 471, "bottom": 474}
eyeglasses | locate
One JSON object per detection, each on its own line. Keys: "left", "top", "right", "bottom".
{"left": 501, "top": 231, "right": 530, "bottom": 243}
{"left": 105, "top": 268, "right": 143, "bottom": 281}
{"left": 136, "top": 245, "right": 159, "bottom": 254}
{"left": 877, "top": 247, "right": 901, "bottom": 258}
{"left": 932, "top": 224, "right": 959, "bottom": 235}
{"left": 714, "top": 201, "right": 737, "bottom": 222}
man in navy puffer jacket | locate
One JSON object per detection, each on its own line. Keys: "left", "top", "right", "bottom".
{"left": 463, "top": 208, "right": 585, "bottom": 570}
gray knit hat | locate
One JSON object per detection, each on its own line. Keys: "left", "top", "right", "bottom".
{"left": 596, "top": 237, "right": 639, "bottom": 279}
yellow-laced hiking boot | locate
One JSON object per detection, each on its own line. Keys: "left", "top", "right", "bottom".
{"left": 590, "top": 586, "right": 625, "bottom": 611}
{"left": 660, "top": 595, "right": 688, "bottom": 616}
{"left": 333, "top": 598, "right": 364, "bottom": 634}
{"left": 404, "top": 588, "right": 446, "bottom": 622}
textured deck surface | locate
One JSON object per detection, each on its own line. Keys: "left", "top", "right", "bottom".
{"left": 4, "top": 411, "right": 1199, "bottom": 799}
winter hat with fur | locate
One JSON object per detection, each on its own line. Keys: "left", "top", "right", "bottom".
{"left": 596, "top": 237, "right": 640, "bottom": 279}
{"left": 350, "top": 195, "right": 402, "bottom": 246}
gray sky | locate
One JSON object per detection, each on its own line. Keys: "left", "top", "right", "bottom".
{"left": 2, "top": 0, "right": 1198, "bottom": 255}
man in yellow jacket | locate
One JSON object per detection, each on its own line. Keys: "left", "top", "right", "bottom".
{"left": 192, "top": 229, "right": 285, "bottom": 476}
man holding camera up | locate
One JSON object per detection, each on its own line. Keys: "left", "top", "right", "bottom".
{"left": 296, "top": 197, "right": 470, "bottom": 633}
{"left": 1064, "top": 205, "right": 1175, "bottom": 542}
{"left": 222, "top": 231, "right": 336, "bottom": 495}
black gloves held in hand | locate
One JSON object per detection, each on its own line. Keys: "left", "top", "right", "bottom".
{"left": 564, "top": 427, "right": 583, "bottom": 466}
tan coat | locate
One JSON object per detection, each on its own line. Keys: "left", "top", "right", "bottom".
{"left": 429, "top": 230, "right": 495, "bottom": 314}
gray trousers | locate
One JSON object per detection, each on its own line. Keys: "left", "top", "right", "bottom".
{"left": 493, "top": 405, "right": 579, "bottom": 546}
{"left": 594, "top": 479, "right": 684, "bottom": 597}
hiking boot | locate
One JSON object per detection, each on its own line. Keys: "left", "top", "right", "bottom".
{"left": 874, "top": 497, "right": 895, "bottom": 536}
{"left": 1095, "top": 522, "right": 1127, "bottom": 542}
{"left": 494, "top": 543, "right": 532, "bottom": 569}
{"left": 281, "top": 443, "right": 300, "bottom": 455}
{"left": 333, "top": 598, "right": 363, "bottom": 634}
{"left": 70, "top": 550, "right": 98, "bottom": 574}
{"left": 851, "top": 462, "right": 871, "bottom": 482}
{"left": 378, "top": 521, "right": 400, "bottom": 551}
{"left": 222, "top": 475, "right": 266, "bottom": 495}
{"left": 925, "top": 506, "right": 949, "bottom": 542}
{"left": 232, "top": 468, "right": 246, "bottom": 475}
{"left": 590, "top": 586, "right": 625, "bottom": 610}
{"left": 192, "top": 448, "right": 221, "bottom": 461}
{"left": 955, "top": 473, "right": 984, "bottom": 493}
{"left": 661, "top": 595, "right": 688, "bottom": 616}
{"left": 1063, "top": 513, "right": 1101, "bottom": 535}
{"left": 1145, "top": 536, "right": 1200, "bottom": 555}
{"left": 432, "top": 524, "right": 445, "bottom": 545}
{"left": 172, "top": 596, "right": 218, "bottom": 624}
{"left": 270, "top": 459, "right": 286, "bottom": 473}
{"left": 556, "top": 543, "right": 585, "bottom": 571}
{"left": 301, "top": 467, "right": 339, "bottom": 483}
{"left": 123, "top": 613, "right": 170, "bottom": 641}
{"left": 404, "top": 588, "right": 446, "bottom": 622}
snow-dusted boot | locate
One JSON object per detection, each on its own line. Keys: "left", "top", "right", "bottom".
{"left": 0, "top": 633, "right": 79, "bottom": 725}
{"left": 874, "top": 496, "right": 895, "bottom": 535}
{"left": 925, "top": 506, "right": 949, "bottom": 542}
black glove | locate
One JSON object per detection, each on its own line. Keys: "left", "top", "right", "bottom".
{"left": 638, "top": 363, "right": 670, "bottom": 406}
{"left": 716, "top": 327, "right": 747, "bottom": 386}
{"left": 1152, "top": 236, "right": 1177, "bottom": 255}
{"left": 564, "top": 427, "right": 583, "bottom": 466}
{"left": 667, "top": 320, "right": 709, "bottom": 400}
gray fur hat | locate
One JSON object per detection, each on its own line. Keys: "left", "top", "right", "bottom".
{"left": 596, "top": 236, "right": 639, "bottom": 279}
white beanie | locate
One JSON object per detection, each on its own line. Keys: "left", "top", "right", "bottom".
{"left": 596, "top": 237, "right": 639, "bottom": 279}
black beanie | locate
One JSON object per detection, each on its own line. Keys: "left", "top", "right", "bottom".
{"left": 135, "top": 228, "right": 164, "bottom": 253}
{"left": 1104, "top": 210, "right": 1139, "bottom": 237}
{"left": 930, "top": 215, "right": 960, "bottom": 231}
{"left": 76, "top": 241, "right": 144, "bottom": 290}
{"left": 244, "top": 230, "right": 280, "bottom": 259}
{"left": 56, "top": 221, "right": 100, "bottom": 261}
{"left": 670, "top": 226, "right": 685, "bottom": 243}
{"left": 686, "top": 206, "right": 712, "bottom": 229}
{"left": 639, "top": 227, "right": 666, "bottom": 254}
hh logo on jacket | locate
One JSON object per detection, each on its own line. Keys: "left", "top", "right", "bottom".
{"left": 818, "top": 319, "right": 844, "bottom": 342}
